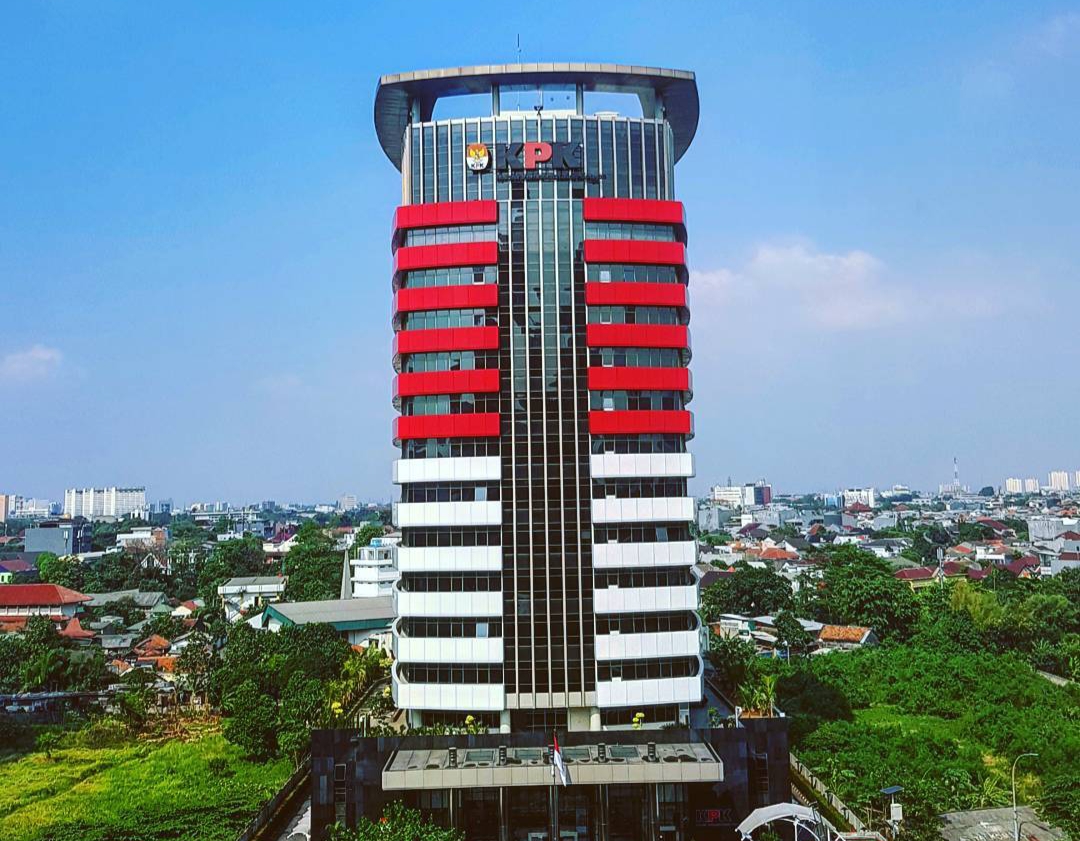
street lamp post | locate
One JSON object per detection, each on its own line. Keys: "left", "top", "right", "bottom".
{"left": 1012, "top": 752, "right": 1038, "bottom": 841}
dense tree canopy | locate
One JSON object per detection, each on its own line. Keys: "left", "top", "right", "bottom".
{"left": 700, "top": 562, "right": 793, "bottom": 620}
{"left": 282, "top": 522, "right": 342, "bottom": 602}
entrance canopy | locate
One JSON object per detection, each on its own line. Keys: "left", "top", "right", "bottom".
{"left": 383, "top": 741, "right": 722, "bottom": 790}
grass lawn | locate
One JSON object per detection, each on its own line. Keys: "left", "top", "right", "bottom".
{"left": 0, "top": 734, "right": 291, "bottom": 841}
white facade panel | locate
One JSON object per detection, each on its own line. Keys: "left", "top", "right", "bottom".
{"left": 394, "top": 636, "right": 503, "bottom": 664}
{"left": 393, "top": 669, "right": 506, "bottom": 712}
{"left": 595, "top": 629, "right": 700, "bottom": 661}
{"left": 596, "top": 674, "right": 703, "bottom": 708}
{"left": 394, "top": 501, "right": 502, "bottom": 528}
{"left": 593, "top": 540, "right": 696, "bottom": 569}
{"left": 594, "top": 584, "right": 698, "bottom": 614}
{"left": 393, "top": 457, "right": 501, "bottom": 485}
{"left": 591, "top": 497, "right": 695, "bottom": 524}
{"left": 394, "top": 588, "right": 502, "bottom": 618}
{"left": 590, "top": 453, "right": 694, "bottom": 479}
{"left": 397, "top": 545, "right": 503, "bottom": 572}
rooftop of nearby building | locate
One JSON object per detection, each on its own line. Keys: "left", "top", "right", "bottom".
{"left": 262, "top": 597, "right": 394, "bottom": 630}
{"left": 0, "top": 583, "right": 90, "bottom": 607}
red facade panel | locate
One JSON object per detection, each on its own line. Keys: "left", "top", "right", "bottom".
{"left": 393, "top": 242, "right": 499, "bottom": 274}
{"left": 587, "top": 367, "right": 690, "bottom": 392}
{"left": 585, "top": 324, "right": 689, "bottom": 349}
{"left": 588, "top": 410, "right": 693, "bottom": 435}
{"left": 394, "top": 369, "right": 500, "bottom": 398}
{"left": 582, "top": 198, "right": 684, "bottom": 226}
{"left": 395, "top": 284, "right": 499, "bottom": 314}
{"left": 393, "top": 413, "right": 500, "bottom": 442}
{"left": 584, "top": 282, "right": 686, "bottom": 308}
{"left": 392, "top": 200, "right": 499, "bottom": 234}
{"left": 582, "top": 240, "right": 686, "bottom": 267}
{"left": 393, "top": 326, "right": 500, "bottom": 356}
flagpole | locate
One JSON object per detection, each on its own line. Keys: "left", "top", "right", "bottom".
{"left": 552, "top": 732, "right": 559, "bottom": 841}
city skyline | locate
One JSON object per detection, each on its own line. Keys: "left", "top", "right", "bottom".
{"left": 3, "top": 1, "right": 1079, "bottom": 501}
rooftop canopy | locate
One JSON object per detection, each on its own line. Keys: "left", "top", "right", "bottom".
{"left": 374, "top": 63, "right": 699, "bottom": 171}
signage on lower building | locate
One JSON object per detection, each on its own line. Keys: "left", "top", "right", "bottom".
{"left": 695, "top": 808, "right": 736, "bottom": 827}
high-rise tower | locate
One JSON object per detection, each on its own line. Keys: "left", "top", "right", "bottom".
{"left": 377, "top": 64, "right": 702, "bottom": 733}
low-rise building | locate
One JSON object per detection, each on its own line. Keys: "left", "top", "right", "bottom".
{"left": 24, "top": 520, "right": 92, "bottom": 558}
{"left": 258, "top": 596, "right": 394, "bottom": 647}
{"left": 217, "top": 576, "right": 286, "bottom": 622}
{"left": 341, "top": 535, "right": 400, "bottom": 599}
{"left": 0, "top": 583, "right": 91, "bottom": 631}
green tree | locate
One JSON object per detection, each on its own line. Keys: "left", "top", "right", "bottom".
{"left": 37, "top": 553, "right": 86, "bottom": 590}
{"left": 352, "top": 522, "right": 384, "bottom": 548}
{"left": 700, "top": 561, "right": 793, "bottom": 621}
{"left": 278, "top": 673, "right": 326, "bottom": 764}
{"left": 802, "top": 546, "right": 918, "bottom": 640}
{"left": 707, "top": 635, "right": 758, "bottom": 689}
{"left": 283, "top": 523, "right": 342, "bottom": 602}
{"left": 773, "top": 609, "right": 814, "bottom": 656}
{"left": 329, "top": 801, "right": 464, "bottom": 841}
{"left": 197, "top": 536, "right": 266, "bottom": 604}
{"left": 177, "top": 632, "right": 218, "bottom": 706}
{"left": 223, "top": 679, "right": 280, "bottom": 760}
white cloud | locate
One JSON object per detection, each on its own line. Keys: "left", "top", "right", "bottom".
{"left": 0, "top": 345, "right": 63, "bottom": 383}
{"left": 1027, "top": 11, "right": 1080, "bottom": 58}
{"left": 692, "top": 240, "right": 1018, "bottom": 333}
{"left": 693, "top": 241, "right": 906, "bottom": 331}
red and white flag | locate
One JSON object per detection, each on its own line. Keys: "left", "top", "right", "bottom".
{"left": 552, "top": 732, "right": 569, "bottom": 786}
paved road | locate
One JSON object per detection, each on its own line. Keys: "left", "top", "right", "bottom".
{"left": 276, "top": 796, "right": 311, "bottom": 841}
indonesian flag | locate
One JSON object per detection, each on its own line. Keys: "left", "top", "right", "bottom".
{"left": 552, "top": 732, "right": 569, "bottom": 786}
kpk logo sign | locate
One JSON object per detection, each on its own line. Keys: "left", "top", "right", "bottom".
{"left": 466, "top": 143, "right": 490, "bottom": 172}
{"left": 504, "top": 141, "right": 582, "bottom": 171}
{"left": 466, "top": 140, "right": 601, "bottom": 184}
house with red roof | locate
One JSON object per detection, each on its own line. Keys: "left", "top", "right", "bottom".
{"left": 817, "top": 625, "right": 879, "bottom": 650}
{"left": 894, "top": 562, "right": 983, "bottom": 590}
{"left": 0, "top": 583, "right": 91, "bottom": 630}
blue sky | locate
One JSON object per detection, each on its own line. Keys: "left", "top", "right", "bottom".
{"left": 2, "top": 1, "right": 1078, "bottom": 504}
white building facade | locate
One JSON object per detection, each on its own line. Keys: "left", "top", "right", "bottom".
{"left": 64, "top": 487, "right": 146, "bottom": 520}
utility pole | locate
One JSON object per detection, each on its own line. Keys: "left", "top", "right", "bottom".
{"left": 1012, "top": 753, "right": 1038, "bottom": 841}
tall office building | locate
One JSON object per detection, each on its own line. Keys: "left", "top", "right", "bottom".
{"left": 1024, "top": 477, "right": 1040, "bottom": 493}
{"left": 63, "top": 487, "right": 146, "bottom": 520}
{"left": 380, "top": 65, "right": 701, "bottom": 733}
{"left": 1004, "top": 477, "right": 1023, "bottom": 494}
{"left": 0, "top": 494, "right": 12, "bottom": 523}
{"left": 1048, "top": 471, "right": 1070, "bottom": 492}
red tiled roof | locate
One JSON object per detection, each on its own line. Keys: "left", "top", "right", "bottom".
{"left": 895, "top": 567, "right": 934, "bottom": 580}
{"left": 1004, "top": 558, "right": 1039, "bottom": 576}
{"left": 0, "top": 584, "right": 90, "bottom": 607}
{"left": 967, "top": 567, "right": 989, "bottom": 580}
{"left": 819, "top": 625, "right": 870, "bottom": 643}
{"left": 59, "top": 617, "right": 95, "bottom": 640}
{"left": 950, "top": 544, "right": 974, "bottom": 554}
{"left": 135, "top": 634, "right": 171, "bottom": 653}
{"left": 758, "top": 548, "right": 800, "bottom": 561}
{"left": 0, "top": 558, "right": 34, "bottom": 571}
{"left": 845, "top": 502, "right": 872, "bottom": 513}
{"left": 1058, "top": 531, "right": 1080, "bottom": 540}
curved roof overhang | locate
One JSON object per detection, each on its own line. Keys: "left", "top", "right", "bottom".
{"left": 374, "top": 63, "right": 699, "bottom": 171}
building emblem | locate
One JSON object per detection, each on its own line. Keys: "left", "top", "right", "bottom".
{"left": 466, "top": 142, "right": 490, "bottom": 172}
